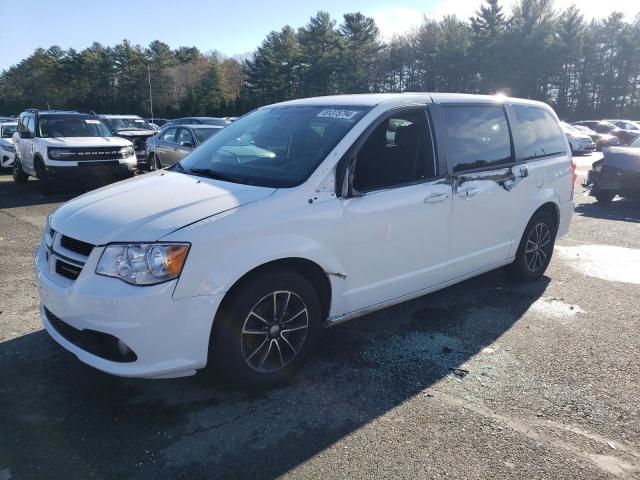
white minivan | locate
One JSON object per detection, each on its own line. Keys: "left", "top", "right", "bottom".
{"left": 36, "top": 93, "right": 574, "bottom": 387}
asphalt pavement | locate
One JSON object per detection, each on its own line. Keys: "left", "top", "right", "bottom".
{"left": 0, "top": 153, "right": 639, "bottom": 479}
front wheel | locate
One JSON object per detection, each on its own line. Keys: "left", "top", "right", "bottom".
{"left": 209, "top": 270, "right": 322, "bottom": 388}
{"left": 12, "top": 156, "right": 29, "bottom": 183}
{"left": 509, "top": 211, "right": 556, "bottom": 282}
{"left": 594, "top": 189, "right": 615, "bottom": 202}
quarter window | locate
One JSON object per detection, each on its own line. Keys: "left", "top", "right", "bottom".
{"left": 352, "top": 110, "right": 436, "bottom": 192}
{"left": 443, "top": 106, "right": 512, "bottom": 173}
{"left": 512, "top": 105, "right": 566, "bottom": 160}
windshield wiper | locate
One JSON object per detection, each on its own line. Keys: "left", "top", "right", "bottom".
{"left": 187, "top": 168, "right": 243, "bottom": 184}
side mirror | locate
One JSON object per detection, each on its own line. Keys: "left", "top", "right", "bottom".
{"left": 20, "top": 131, "right": 32, "bottom": 139}
{"left": 181, "top": 141, "right": 194, "bottom": 148}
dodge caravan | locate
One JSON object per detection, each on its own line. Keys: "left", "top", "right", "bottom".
{"left": 36, "top": 93, "right": 574, "bottom": 387}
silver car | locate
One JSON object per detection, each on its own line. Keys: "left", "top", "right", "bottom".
{"left": 146, "top": 124, "right": 223, "bottom": 169}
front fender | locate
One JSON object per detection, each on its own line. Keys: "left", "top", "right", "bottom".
{"left": 172, "top": 233, "right": 348, "bottom": 304}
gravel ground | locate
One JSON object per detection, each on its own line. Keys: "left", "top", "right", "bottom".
{"left": 0, "top": 153, "right": 639, "bottom": 480}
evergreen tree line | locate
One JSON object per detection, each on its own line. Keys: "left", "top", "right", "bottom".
{"left": 1, "top": 0, "right": 639, "bottom": 120}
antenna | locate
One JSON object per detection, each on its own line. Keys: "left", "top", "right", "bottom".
{"left": 147, "top": 64, "right": 154, "bottom": 123}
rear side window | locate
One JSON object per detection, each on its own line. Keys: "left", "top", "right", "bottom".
{"left": 513, "top": 105, "right": 566, "bottom": 160}
{"left": 443, "top": 106, "right": 512, "bottom": 173}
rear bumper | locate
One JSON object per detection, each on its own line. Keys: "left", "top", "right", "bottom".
{"left": 570, "top": 141, "right": 596, "bottom": 153}
{"left": 557, "top": 199, "right": 573, "bottom": 239}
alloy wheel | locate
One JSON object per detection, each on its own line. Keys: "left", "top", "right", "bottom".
{"left": 525, "top": 222, "right": 552, "bottom": 273}
{"left": 241, "top": 290, "right": 309, "bottom": 373}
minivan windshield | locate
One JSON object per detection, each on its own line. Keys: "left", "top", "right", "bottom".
{"left": 176, "top": 105, "right": 371, "bottom": 187}
{"left": 39, "top": 117, "right": 114, "bottom": 138}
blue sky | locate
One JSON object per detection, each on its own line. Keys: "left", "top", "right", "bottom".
{"left": 1, "top": 0, "right": 638, "bottom": 72}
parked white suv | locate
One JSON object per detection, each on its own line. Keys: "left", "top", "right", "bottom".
{"left": 12, "top": 110, "right": 137, "bottom": 191}
{"left": 36, "top": 94, "right": 574, "bottom": 387}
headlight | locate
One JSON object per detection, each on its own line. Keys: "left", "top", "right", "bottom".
{"left": 48, "top": 148, "right": 76, "bottom": 159}
{"left": 44, "top": 214, "right": 55, "bottom": 248}
{"left": 120, "top": 146, "right": 135, "bottom": 158}
{"left": 1, "top": 143, "right": 15, "bottom": 152}
{"left": 96, "top": 243, "right": 190, "bottom": 285}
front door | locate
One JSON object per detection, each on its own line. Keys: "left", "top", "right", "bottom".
{"left": 341, "top": 108, "right": 452, "bottom": 313}
{"left": 156, "top": 127, "right": 179, "bottom": 167}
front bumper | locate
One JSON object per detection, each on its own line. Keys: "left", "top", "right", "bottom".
{"left": 42, "top": 161, "right": 137, "bottom": 184}
{"left": 36, "top": 242, "right": 223, "bottom": 379}
{"left": 1, "top": 149, "right": 15, "bottom": 168}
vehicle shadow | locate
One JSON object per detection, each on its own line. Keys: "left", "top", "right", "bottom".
{"left": 0, "top": 172, "right": 76, "bottom": 208}
{"left": 574, "top": 198, "right": 640, "bottom": 223}
{"left": 0, "top": 270, "right": 550, "bottom": 479}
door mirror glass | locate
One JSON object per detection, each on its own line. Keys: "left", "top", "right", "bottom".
{"left": 20, "top": 131, "right": 32, "bottom": 139}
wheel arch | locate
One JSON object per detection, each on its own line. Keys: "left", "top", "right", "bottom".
{"left": 217, "top": 257, "right": 332, "bottom": 324}
{"left": 534, "top": 201, "right": 560, "bottom": 233}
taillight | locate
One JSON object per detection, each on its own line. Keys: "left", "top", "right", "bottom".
{"left": 571, "top": 161, "right": 577, "bottom": 196}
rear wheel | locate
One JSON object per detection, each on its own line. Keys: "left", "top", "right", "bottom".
{"left": 509, "top": 210, "right": 556, "bottom": 282}
{"left": 12, "top": 156, "right": 29, "bottom": 183}
{"left": 209, "top": 270, "right": 322, "bottom": 388}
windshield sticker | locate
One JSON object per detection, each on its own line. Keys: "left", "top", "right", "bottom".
{"left": 85, "top": 120, "right": 100, "bottom": 124}
{"left": 317, "top": 109, "right": 360, "bottom": 120}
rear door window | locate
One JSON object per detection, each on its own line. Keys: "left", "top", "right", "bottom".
{"left": 442, "top": 106, "right": 512, "bottom": 173}
{"left": 512, "top": 105, "right": 566, "bottom": 160}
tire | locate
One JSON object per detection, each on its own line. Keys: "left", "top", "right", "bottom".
{"left": 509, "top": 210, "right": 556, "bottom": 282}
{"left": 594, "top": 189, "right": 615, "bottom": 202}
{"left": 149, "top": 153, "right": 162, "bottom": 171}
{"left": 209, "top": 269, "right": 322, "bottom": 388}
{"left": 34, "top": 158, "right": 57, "bottom": 194}
{"left": 12, "top": 156, "right": 29, "bottom": 183}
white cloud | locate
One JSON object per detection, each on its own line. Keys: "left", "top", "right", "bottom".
{"left": 370, "top": 7, "right": 425, "bottom": 39}
{"left": 369, "top": 0, "right": 640, "bottom": 40}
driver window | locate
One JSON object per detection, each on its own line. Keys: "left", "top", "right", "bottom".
{"left": 160, "top": 127, "right": 178, "bottom": 143}
{"left": 26, "top": 116, "right": 36, "bottom": 136}
{"left": 352, "top": 110, "right": 435, "bottom": 192}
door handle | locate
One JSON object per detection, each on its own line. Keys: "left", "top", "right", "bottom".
{"left": 424, "top": 192, "right": 449, "bottom": 203}
{"left": 457, "top": 187, "right": 480, "bottom": 198}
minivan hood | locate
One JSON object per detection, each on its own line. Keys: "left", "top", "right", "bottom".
{"left": 51, "top": 171, "right": 276, "bottom": 245}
